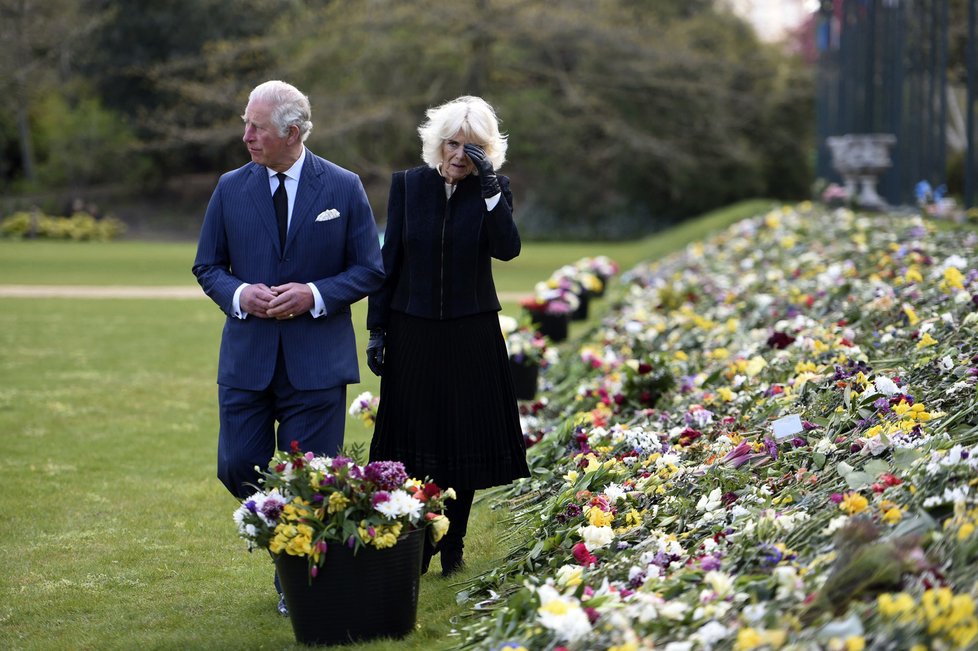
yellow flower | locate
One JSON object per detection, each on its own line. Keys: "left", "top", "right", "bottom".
{"left": 910, "top": 402, "right": 931, "bottom": 421}
{"left": 366, "top": 522, "right": 402, "bottom": 549}
{"left": 674, "top": 350, "right": 689, "bottom": 361}
{"left": 916, "top": 332, "right": 938, "bottom": 349}
{"left": 539, "top": 600, "right": 570, "bottom": 616}
{"left": 839, "top": 492, "right": 869, "bottom": 515}
{"left": 327, "top": 492, "right": 350, "bottom": 514}
{"left": 564, "top": 470, "right": 580, "bottom": 483}
{"left": 717, "top": 387, "right": 735, "bottom": 402}
{"left": 586, "top": 506, "right": 614, "bottom": 527}
{"left": 735, "top": 627, "right": 764, "bottom": 651}
{"left": 845, "top": 636, "right": 866, "bottom": 651}
{"left": 555, "top": 564, "right": 584, "bottom": 588}
{"left": 944, "top": 266, "right": 965, "bottom": 291}
{"left": 795, "top": 361, "right": 818, "bottom": 374}
{"left": 429, "top": 514, "right": 450, "bottom": 544}
{"left": 608, "top": 644, "right": 638, "bottom": 651}
{"left": 904, "top": 266, "right": 923, "bottom": 284}
{"left": 882, "top": 507, "right": 903, "bottom": 525}
{"left": 903, "top": 304, "right": 920, "bottom": 325}
{"left": 958, "top": 522, "right": 975, "bottom": 541}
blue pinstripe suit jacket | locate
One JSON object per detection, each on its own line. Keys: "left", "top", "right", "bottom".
{"left": 193, "top": 149, "right": 385, "bottom": 391}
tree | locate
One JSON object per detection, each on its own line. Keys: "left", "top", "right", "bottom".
{"left": 0, "top": 0, "right": 99, "bottom": 187}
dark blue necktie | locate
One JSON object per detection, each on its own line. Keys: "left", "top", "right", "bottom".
{"left": 273, "top": 172, "right": 288, "bottom": 248}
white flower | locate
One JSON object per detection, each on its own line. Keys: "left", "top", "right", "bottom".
{"left": 813, "top": 436, "right": 836, "bottom": 454}
{"left": 861, "top": 435, "right": 890, "bottom": 457}
{"left": 348, "top": 391, "right": 375, "bottom": 416}
{"left": 498, "top": 314, "right": 518, "bottom": 334}
{"left": 536, "top": 584, "right": 591, "bottom": 642}
{"left": 603, "top": 483, "right": 626, "bottom": 503}
{"left": 555, "top": 564, "right": 584, "bottom": 587}
{"left": 874, "top": 376, "right": 900, "bottom": 396}
{"left": 659, "top": 600, "right": 690, "bottom": 620}
{"left": 579, "top": 524, "right": 615, "bottom": 551}
{"left": 922, "top": 486, "right": 971, "bottom": 508}
{"left": 703, "top": 571, "right": 734, "bottom": 598}
{"left": 374, "top": 489, "right": 424, "bottom": 520}
{"left": 824, "top": 514, "right": 849, "bottom": 535}
{"left": 773, "top": 565, "right": 802, "bottom": 599}
{"left": 697, "top": 488, "right": 723, "bottom": 512}
{"left": 691, "top": 620, "right": 731, "bottom": 648}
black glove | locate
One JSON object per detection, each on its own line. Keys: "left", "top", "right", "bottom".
{"left": 366, "top": 328, "right": 385, "bottom": 376}
{"left": 463, "top": 143, "right": 501, "bottom": 199}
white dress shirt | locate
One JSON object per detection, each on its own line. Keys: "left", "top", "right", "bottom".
{"left": 232, "top": 147, "right": 327, "bottom": 319}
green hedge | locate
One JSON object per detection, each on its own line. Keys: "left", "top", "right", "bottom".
{"left": 0, "top": 210, "right": 126, "bottom": 241}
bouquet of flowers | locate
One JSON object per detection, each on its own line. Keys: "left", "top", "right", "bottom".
{"left": 348, "top": 391, "right": 380, "bottom": 427}
{"left": 499, "top": 314, "right": 558, "bottom": 368}
{"left": 521, "top": 286, "right": 580, "bottom": 316}
{"left": 575, "top": 255, "right": 619, "bottom": 282}
{"left": 233, "top": 441, "right": 453, "bottom": 579}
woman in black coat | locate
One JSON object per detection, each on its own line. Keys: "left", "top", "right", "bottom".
{"left": 365, "top": 96, "right": 530, "bottom": 576}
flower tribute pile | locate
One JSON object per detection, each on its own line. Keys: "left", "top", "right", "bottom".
{"left": 458, "top": 204, "right": 978, "bottom": 650}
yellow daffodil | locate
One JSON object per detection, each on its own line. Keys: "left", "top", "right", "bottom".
{"left": 840, "top": 492, "right": 869, "bottom": 515}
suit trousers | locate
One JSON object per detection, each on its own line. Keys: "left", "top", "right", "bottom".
{"left": 217, "top": 345, "right": 347, "bottom": 498}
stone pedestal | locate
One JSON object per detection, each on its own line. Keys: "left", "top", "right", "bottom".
{"left": 825, "top": 134, "right": 896, "bottom": 210}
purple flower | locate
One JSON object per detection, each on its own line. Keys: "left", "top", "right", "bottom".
{"left": 371, "top": 491, "right": 391, "bottom": 507}
{"left": 244, "top": 499, "right": 258, "bottom": 514}
{"left": 763, "top": 437, "right": 779, "bottom": 460}
{"left": 260, "top": 498, "right": 284, "bottom": 521}
{"left": 364, "top": 460, "right": 409, "bottom": 491}
{"left": 331, "top": 456, "right": 353, "bottom": 471}
{"left": 758, "top": 544, "right": 783, "bottom": 568}
{"left": 700, "top": 555, "right": 723, "bottom": 571}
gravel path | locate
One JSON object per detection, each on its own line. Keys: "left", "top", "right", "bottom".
{"left": 0, "top": 285, "right": 529, "bottom": 302}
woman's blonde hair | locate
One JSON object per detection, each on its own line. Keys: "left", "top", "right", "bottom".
{"left": 418, "top": 96, "right": 507, "bottom": 171}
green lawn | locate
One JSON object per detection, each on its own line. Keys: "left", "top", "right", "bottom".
{"left": 0, "top": 199, "right": 773, "bottom": 650}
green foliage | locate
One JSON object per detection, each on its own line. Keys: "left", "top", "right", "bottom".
{"left": 1, "top": 0, "right": 812, "bottom": 239}
{"left": 0, "top": 210, "right": 126, "bottom": 241}
{"left": 31, "top": 92, "right": 150, "bottom": 187}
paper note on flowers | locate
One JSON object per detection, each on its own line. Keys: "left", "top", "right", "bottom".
{"left": 772, "top": 413, "right": 803, "bottom": 440}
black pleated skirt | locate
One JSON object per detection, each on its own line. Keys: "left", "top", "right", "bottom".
{"left": 369, "top": 310, "right": 530, "bottom": 491}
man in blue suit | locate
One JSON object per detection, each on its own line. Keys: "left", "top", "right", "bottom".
{"left": 193, "top": 80, "right": 384, "bottom": 502}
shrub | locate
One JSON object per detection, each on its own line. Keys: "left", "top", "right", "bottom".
{"left": 0, "top": 210, "right": 126, "bottom": 241}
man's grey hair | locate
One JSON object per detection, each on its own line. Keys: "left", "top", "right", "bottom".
{"left": 247, "top": 80, "right": 313, "bottom": 142}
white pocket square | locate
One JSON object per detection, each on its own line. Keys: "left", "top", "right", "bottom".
{"left": 316, "top": 209, "right": 341, "bottom": 222}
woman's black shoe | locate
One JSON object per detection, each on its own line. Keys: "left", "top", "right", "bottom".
{"left": 440, "top": 543, "right": 464, "bottom": 577}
